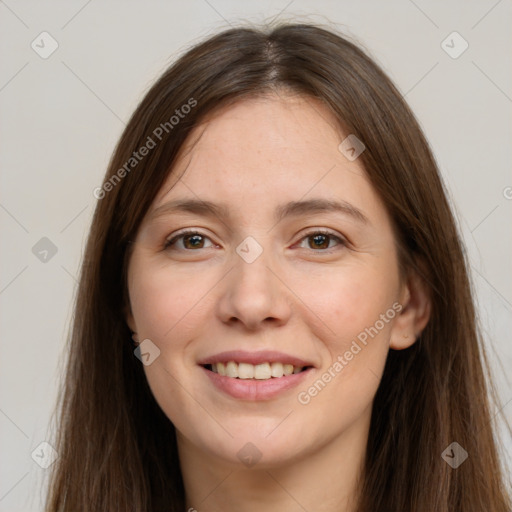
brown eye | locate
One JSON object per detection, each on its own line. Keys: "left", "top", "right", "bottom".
{"left": 309, "top": 233, "right": 330, "bottom": 249}
{"left": 298, "top": 230, "right": 346, "bottom": 252}
{"left": 164, "top": 231, "right": 214, "bottom": 250}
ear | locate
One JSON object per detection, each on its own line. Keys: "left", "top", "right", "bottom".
{"left": 390, "top": 266, "right": 431, "bottom": 350}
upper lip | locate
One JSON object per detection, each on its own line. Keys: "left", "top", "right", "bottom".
{"left": 198, "top": 350, "right": 315, "bottom": 368}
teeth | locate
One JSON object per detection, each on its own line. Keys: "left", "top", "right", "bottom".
{"left": 238, "top": 363, "right": 254, "bottom": 379}
{"left": 271, "top": 362, "right": 283, "bottom": 377}
{"left": 217, "top": 362, "right": 226, "bottom": 376}
{"left": 209, "top": 361, "right": 305, "bottom": 380}
{"left": 283, "top": 364, "right": 294, "bottom": 376}
{"left": 254, "top": 363, "right": 272, "bottom": 380}
{"left": 225, "top": 361, "right": 238, "bottom": 378}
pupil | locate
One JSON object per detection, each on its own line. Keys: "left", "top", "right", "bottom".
{"left": 311, "top": 234, "right": 328, "bottom": 249}
{"left": 185, "top": 235, "right": 203, "bottom": 249}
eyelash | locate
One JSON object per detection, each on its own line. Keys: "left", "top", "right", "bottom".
{"left": 163, "top": 228, "right": 347, "bottom": 253}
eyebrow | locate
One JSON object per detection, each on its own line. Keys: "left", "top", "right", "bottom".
{"left": 149, "top": 197, "right": 370, "bottom": 226}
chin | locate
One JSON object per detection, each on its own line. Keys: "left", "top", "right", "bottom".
{"left": 192, "top": 426, "right": 314, "bottom": 469}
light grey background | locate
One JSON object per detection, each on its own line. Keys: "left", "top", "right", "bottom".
{"left": 1, "top": 1, "right": 511, "bottom": 510}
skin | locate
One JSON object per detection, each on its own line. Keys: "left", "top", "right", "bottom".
{"left": 126, "top": 93, "right": 431, "bottom": 512}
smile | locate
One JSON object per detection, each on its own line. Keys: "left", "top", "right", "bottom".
{"left": 203, "top": 361, "right": 310, "bottom": 380}
{"left": 198, "top": 350, "right": 315, "bottom": 400}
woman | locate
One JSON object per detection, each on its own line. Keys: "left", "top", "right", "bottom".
{"left": 45, "top": 23, "right": 511, "bottom": 511}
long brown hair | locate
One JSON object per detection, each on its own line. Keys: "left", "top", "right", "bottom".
{"left": 45, "top": 22, "right": 511, "bottom": 511}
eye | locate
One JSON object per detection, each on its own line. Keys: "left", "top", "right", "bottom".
{"left": 297, "top": 229, "right": 347, "bottom": 252}
{"left": 164, "top": 228, "right": 347, "bottom": 253}
{"left": 164, "top": 230, "right": 215, "bottom": 250}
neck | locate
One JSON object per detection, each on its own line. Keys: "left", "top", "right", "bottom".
{"left": 176, "top": 413, "right": 369, "bottom": 512}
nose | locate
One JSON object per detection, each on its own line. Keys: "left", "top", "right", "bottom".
{"left": 216, "top": 246, "right": 293, "bottom": 331}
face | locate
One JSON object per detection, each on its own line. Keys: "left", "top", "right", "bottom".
{"left": 126, "top": 93, "right": 413, "bottom": 468}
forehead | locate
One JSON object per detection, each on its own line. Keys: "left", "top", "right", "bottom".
{"left": 150, "top": 94, "right": 386, "bottom": 225}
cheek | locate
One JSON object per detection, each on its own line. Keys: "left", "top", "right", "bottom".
{"left": 128, "top": 261, "right": 212, "bottom": 342}
{"left": 128, "top": 264, "right": 215, "bottom": 434}
{"left": 293, "top": 263, "right": 396, "bottom": 410}
{"left": 296, "top": 260, "right": 398, "bottom": 347}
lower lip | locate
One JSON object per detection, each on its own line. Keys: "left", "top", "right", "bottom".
{"left": 201, "top": 366, "right": 313, "bottom": 400}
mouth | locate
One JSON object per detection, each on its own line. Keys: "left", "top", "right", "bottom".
{"left": 201, "top": 361, "right": 313, "bottom": 380}
{"left": 198, "top": 351, "right": 315, "bottom": 400}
